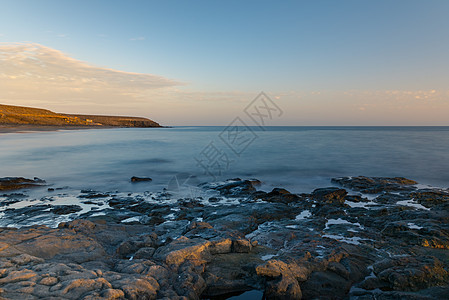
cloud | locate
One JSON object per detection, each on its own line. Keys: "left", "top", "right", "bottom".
{"left": 130, "top": 36, "right": 145, "bottom": 41}
{"left": 1, "top": 42, "right": 447, "bottom": 125}
{"left": 0, "top": 43, "right": 182, "bottom": 109}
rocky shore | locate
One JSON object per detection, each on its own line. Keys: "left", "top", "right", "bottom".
{"left": 0, "top": 176, "right": 448, "bottom": 299}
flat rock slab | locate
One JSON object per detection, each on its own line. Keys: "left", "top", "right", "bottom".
{"left": 0, "top": 177, "right": 46, "bottom": 191}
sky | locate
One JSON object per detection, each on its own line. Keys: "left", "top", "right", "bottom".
{"left": 1, "top": 0, "right": 449, "bottom": 125}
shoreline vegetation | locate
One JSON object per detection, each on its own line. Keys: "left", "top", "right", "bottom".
{"left": 0, "top": 175, "right": 448, "bottom": 299}
{"left": 0, "top": 104, "right": 162, "bottom": 132}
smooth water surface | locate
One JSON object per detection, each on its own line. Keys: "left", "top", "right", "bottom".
{"left": 1, "top": 126, "right": 448, "bottom": 194}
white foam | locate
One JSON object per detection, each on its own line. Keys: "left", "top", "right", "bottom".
{"left": 90, "top": 212, "right": 106, "bottom": 217}
{"left": 286, "top": 225, "right": 300, "bottom": 229}
{"left": 324, "top": 218, "right": 363, "bottom": 230}
{"left": 295, "top": 210, "right": 311, "bottom": 220}
{"left": 121, "top": 216, "right": 140, "bottom": 223}
{"left": 322, "top": 234, "right": 363, "bottom": 245}
{"left": 345, "top": 200, "right": 377, "bottom": 209}
{"left": 397, "top": 199, "right": 430, "bottom": 210}
{"left": 166, "top": 213, "right": 175, "bottom": 220}
{"left": 261, "top": 254, "right": 276, "bottom": 261}
{"left": 407, "top": 223, "right": 423, "bottom": 230}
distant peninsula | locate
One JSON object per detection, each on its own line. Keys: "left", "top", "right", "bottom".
{"left": 0, "top": 104, "right": 161, "bottom": 129}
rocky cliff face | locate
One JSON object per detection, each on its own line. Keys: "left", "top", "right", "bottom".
{"left": 0, "top": 104, "right": 161, "bottom": 127}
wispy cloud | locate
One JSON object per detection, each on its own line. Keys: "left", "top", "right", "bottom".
{"left": 130, "top": 36, "right": 145, "bottom": 41}
{"left": 0, "top": 43, "right": 447, "bottom": 125}
{"left": 57, "top": 33, "right": 68, "bottom": 38}
{"left": 0, "top": 43, "right": 182, "bottom": 110}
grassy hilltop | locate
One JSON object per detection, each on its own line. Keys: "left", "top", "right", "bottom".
{"left": 0, "top": 104, "right": 161, "bottom": 128}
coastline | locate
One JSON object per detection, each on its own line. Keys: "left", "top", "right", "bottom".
{"left": 0, "top": 124, "right": 171, "bottom": 135}
{"left": 0, "top": 125, "right": 104, "bottom": 134}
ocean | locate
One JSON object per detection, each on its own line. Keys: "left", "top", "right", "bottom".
{"left": 1, "top": 126, "right": 449, "bottom": 195}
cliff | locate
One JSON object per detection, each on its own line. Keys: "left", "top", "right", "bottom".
{"left": 0, "top": 104, "right": 161, "bottom": 128}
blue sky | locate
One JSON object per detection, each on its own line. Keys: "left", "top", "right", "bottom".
{"left": 1, "top": 0, "right": 449, "bottom": 125}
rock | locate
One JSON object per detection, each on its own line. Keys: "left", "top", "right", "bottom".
{"left": 214, "top": 179, "right": 260, "bottom": 196}
{"left": 50, "top": 205, "right": 83, "bottom": 215}
{"left": 301, "top": 270, "right": 351, "bottom": 299}
{"left": 312, "top": 187, "right": 348, "bottom": 204}
{"left": 154, "top": 237, "right": 212, "bottom": 267}
{"left": 134, "top": 247, "right": 156, "bottom": 259}
{"left": 232, "top": 238, "right": 252, "bottom": 253}
{"left": 40, "top": 276, "right": 58, "bottom": 286}
{"left": 79, "top": 192, "right": 110, "bottom": 199}
{"left": 373, "top": 256, "right": 449, "bottom": 292}
{"left": 332, "top": 176, "right": 417, "bottom": 194}
{"left": 210, "top": 213, "right": 257, "bottom": 234}
{"left": 0, "top": 177, "right": 46, "bottom": 191}
{"left": 0, "top": 176, "right": 448, "bottom": 299}
{"left": 100, "top": 288, "right": 125, "bottom": 299}
{"left": 254, "top": 188, "right": 303, "bottom": 204}
{"left": 256, "top": 260, "right": 306, "bottom": 299}
{"left": 59, "top": 278, "right": 112, "bottom": 298}
{"left": 0, "top": 269, "right": 37, "bottom": 284}
{"left": 202, "top": 252, "right": 264, "bottom": 298}
{"left": 411, "top": 190, "right": 449, "bottom": 207}
{"left": 131, "top": 177, "right": 152, "bottom": 183}
{"left": 113, "top": 277, "right": 159, "bottom": 300}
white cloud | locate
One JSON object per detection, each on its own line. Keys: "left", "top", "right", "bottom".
{"left": 130, "top": 36, "right": 145, "bottom": 41}
{"left": 1, "top": 43, "right": 447, "bottom": 125}
{"left": 0, "top": 43, "right": 182, "bottom": 108}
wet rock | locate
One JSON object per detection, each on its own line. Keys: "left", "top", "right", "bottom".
{"left": 202, "top": 252, "right": 264, "bottom": 298}
{"left": 177, "top": 198, "right": 204, "bottom": 208}
{"left": 108, "top": 197, "right": 140, "bottom": 209}
{"left": 0, "top": 176, "right": 449, "bottom": 299}
{"left": 213, "top": 179, "right": 261, "bottom": 197}
{"left": 373, "top": 256, "right": 449, "bottom": 292}
{"left": 332, "top": 176, "right": 417, "bottom": 194}
{"left": 50, "top": 205, "right": 83, "bottom": 215}
{"left": 232, "top": 238, "right": 252, "bottom": 253}
{"left": 301, "top": 270, "right": 351, "bottom": 299}
{"left": 256, "top": 259, "right": 306, "bottom": 299}
{"left": 254, "top": 188, "right": 303, "bottom": 204}
{"left": 411, "top": 190, "right": 449, "bottom": 208}
{"left": 251, "top": 203, "right": 298, "bottom": 223}
{"left": 211, "top": 213, "right": 258, "bottom": 234}
{"left": 209, "top": 238, "right": 233, "bottom": 255}
{"left": 79, "top": 192, "right": 110, "bottom": 199}
{"left": 154, "top": 237, "right": 212, "bottom": 267}
{"left": 312, "top": 187, "right": 348, "bottom": 204}
{"left": 130, "top": 176, "right": 152, "bottom": 183}
{"left": 0, "top": 177, "right": 46, "bottom": 191}
{"left": 134, "top": 247, "right": 156, "bottom": 259}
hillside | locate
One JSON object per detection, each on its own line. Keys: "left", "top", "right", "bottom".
{"left": 0, "top": 104, "right": 161, "bottom": 128}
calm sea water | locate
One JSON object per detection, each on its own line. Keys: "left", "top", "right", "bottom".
{"left": 1, "top": 126, "right": 448, "bottom": 194}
